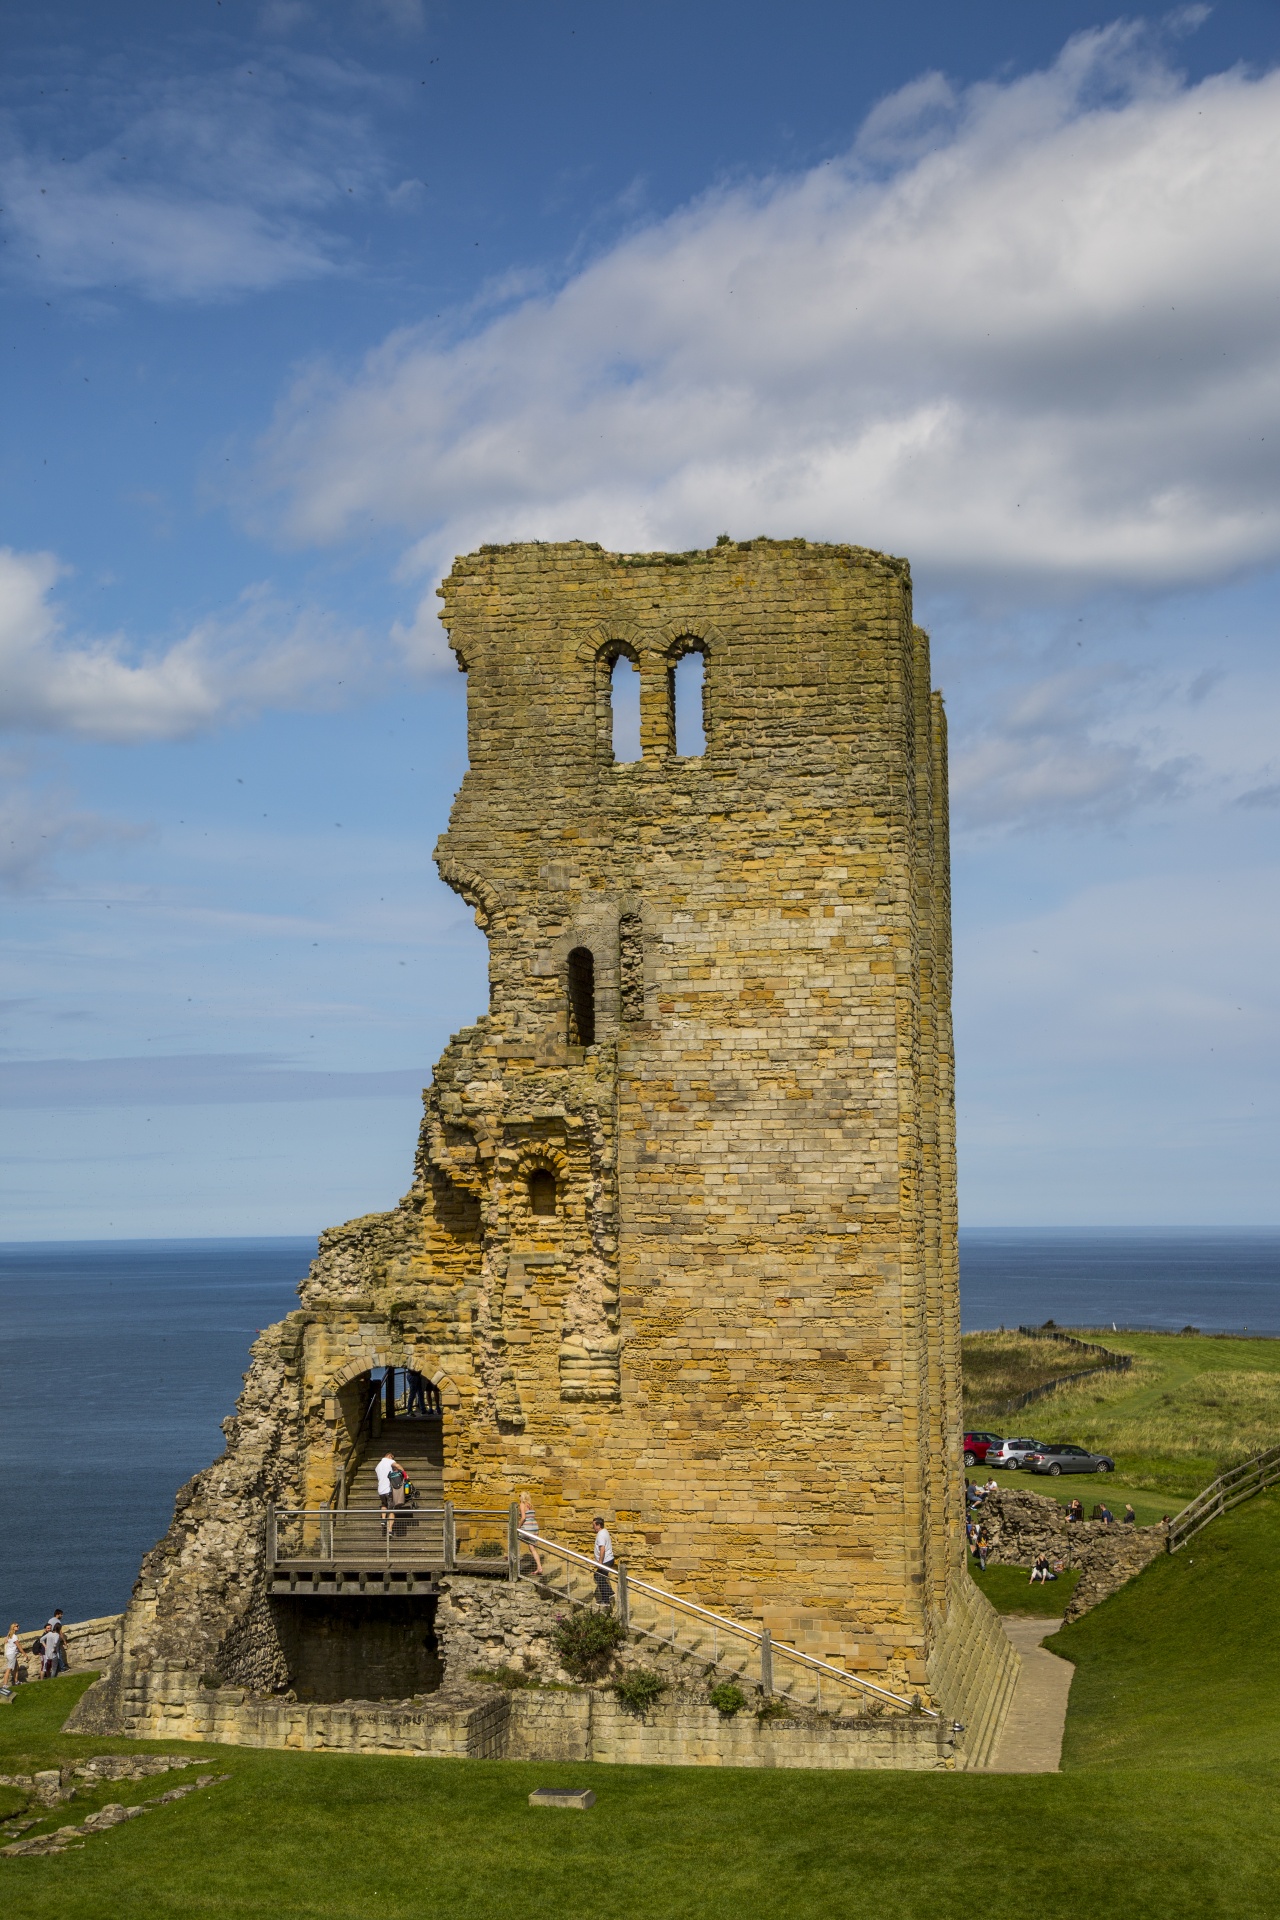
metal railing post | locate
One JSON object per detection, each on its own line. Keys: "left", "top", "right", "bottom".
{"left": 760, "top": 1628, "right": 773, "bottom": 1696}
{"left": 321, "top": 1506, "right": 333, "bottom": 1560}
{"left": 508, "top": 1503, "right": 520, "bottom": 1582}
{"left": 444, "top": 1502, "right": 456, "bottom": 1571}
{"left": 617, "top": 1564, "right": 629, "bottom": 1631}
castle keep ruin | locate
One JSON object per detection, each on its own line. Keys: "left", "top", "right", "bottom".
{"left": 72, "top": 539, "right": 1017, "bottom": 1765}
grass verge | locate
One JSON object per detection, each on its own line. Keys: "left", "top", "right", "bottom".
{"left": 969, "top": 1562, "right": 1081, "bottom": 1616}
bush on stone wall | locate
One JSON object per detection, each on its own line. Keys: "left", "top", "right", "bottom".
{"left": 708, "top": 1681, "right": 746, "bottom": 1716}
{"left": 552, "top": 1607, "right": 625, "bottom": 1680}
{"left": 612, "top": 1668, "right": 667, "bottom": 1713}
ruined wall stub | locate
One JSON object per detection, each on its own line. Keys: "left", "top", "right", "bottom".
{"left": 79, "top": 537, "right": 1013, "bottom": 1738}
{"left": 361, "top": 534, "right": 964, "bottom": 1689}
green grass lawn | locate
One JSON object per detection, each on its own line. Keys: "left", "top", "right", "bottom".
{"left": 969, "top": 1561, "right": 1081, "bottom": 1615}
{"left": 4, "top": 1491, "right": 1280, "bottom": 1919}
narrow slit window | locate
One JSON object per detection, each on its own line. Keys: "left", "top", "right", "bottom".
{"left": 566, "top": 946, "right": 596, "bottom": 1046}
{"left": 528, "top": 1169, "right": 557, "bottom": 1216}
{"left": 672, "top": 650, "right": 706, "bottom": 756}
{"left": 610, "top": 654, "right": 642, "bottom": 762}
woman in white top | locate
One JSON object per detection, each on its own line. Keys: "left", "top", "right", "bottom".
{"left": 3, "top": 1623, "right": 19, "bottom": 1695}
{"left": 518, "top": 1492, "right": 543, "bottom": 1575}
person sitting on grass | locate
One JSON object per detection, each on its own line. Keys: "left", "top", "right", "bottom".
{"left": 1124, "top": 1504, "right": 1136, "bottom": 1525}
{"left": 1096, "top": 1503, "right": 1115, "bottom": 1526}
{"left": 1029, "top": 1553, "right": 1057, "bottom": 1584}
{"left": 1067, "top": 1498, "right": 1084, "bottom": 1523}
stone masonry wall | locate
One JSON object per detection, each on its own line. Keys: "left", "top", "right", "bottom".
{"left": 977, "top": 1488, "right": 1166, "bottom": 1620}
{"left": 77, "top": 539, "right": 1016, "bottom": 1757}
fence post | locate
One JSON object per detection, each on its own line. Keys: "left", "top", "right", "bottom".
{"left": 617, "top": 1564, "right": 629, "bottom": 1631}
{"left": 443, "top": 1502, "right": 456, "bottom": 1572}
{"left": 760, "top": 1628, "right": 773, "bottom": 1696}
{"left": 508, "top": 1503, "right": 520, "bottom": 1582}
{"left": 265, "top": 1503, "right": 277, "bottom": 1567}
{"left": 321, "top": 1506, "right": 332, "bottom": 1561}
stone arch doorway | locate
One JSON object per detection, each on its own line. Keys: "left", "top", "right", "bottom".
{"left": 319, "top": 1351, "right": 463, "bottom": 1513}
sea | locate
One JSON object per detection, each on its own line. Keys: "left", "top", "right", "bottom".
{"left": 2, "top": 1228, "right": 1278, "bottom": 1628}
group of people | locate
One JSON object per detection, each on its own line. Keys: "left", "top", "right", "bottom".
{"left": 518, "top": 1494, "right": 615, "bottom": 1601}
{"left": 2, "top": 1610, "right": 68, "bottom": 1695}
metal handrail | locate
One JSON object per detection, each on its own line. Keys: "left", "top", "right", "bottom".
{"left": 517, "top": 1528, "right": 936, "bottom": 1718}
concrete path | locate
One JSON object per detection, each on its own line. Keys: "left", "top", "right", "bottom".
{"left": 984, "top": 1617, "right": 1075, "bottom": 1772}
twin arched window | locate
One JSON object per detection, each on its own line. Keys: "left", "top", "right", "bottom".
{"left": 606, "top": 644, "right": 707, "bottom": 762}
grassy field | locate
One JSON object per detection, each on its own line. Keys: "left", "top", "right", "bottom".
{"left": 969, "top": 1562, "right": 1082, "bottom": 1615}
{"left": 962, "top": 1327, "right": 1280, "bottom": 1504}
{"left": 4, "top": 1490, "right": 1280, "bottom": 1917}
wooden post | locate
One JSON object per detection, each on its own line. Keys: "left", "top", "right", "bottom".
{"left": 760, "top": 1628, "right": 773, "bottom": 1696}
{"left": 508, "top": 1503, "right": 520, "bottom": 1582}
{"left": 265, "top": 1503, "right": 277, "bottom": 1568}
{"left": 617, "top": 1564, "right": 629, "bottom": 1631}
{"left": 443, "top": 1503, "right": 456, "bottom": 1572}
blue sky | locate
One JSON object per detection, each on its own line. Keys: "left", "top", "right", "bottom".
{"left": 3, "top": 0, "right": 1280, "bottom": 1237}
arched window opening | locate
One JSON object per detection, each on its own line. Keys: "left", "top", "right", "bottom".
{"left": 566, "top": 946, "right": 596, "bottom": 1046}
{"left": 528, "top": 1169, "right": 557, "bottom": 1216}
{"left": 672, "top": 649, "right": 706, "bottom": 756}
{"left": 610, "top": 653, "right": 642, "bottom": 762}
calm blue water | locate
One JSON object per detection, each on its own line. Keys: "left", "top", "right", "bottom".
{"left": 2, "top": 1230, "right": 1278, "bottom": 1627}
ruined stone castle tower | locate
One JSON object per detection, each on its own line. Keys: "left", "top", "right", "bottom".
{"left": 75, "top": 539, "right": 1015, "bottom": 1757}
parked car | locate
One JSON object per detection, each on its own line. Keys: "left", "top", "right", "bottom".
{"left": 985, "top": 1436, "right": 1044, "bottom": 1470}
{"left": 1025, "top": 1442, "right": 1115, "bottom": 1476}
{"left": 962, "top": 1431, "right": 1003, "bottom": 1466}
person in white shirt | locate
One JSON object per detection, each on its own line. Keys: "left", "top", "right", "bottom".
{"left": 3, "top": 1622, "right": 19, "bottom": 1695}
{"left": 375, "top": 1452, "right": 404, "bottom": 1536}
{"left": 592, "top": 1516, "right": 615, "bottom": 1605}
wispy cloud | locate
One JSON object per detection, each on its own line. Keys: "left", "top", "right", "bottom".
{"left": 0, "top": 763, "right": 139, "bottom": 892}
{"left": 249, "top": 23, "right": 1280, "bottom": 601}
{"left": 0, "top": 55, "right": 392, "bottom": 300}
{"left": 0, "top": 547, "right": 369, "bottom": 742}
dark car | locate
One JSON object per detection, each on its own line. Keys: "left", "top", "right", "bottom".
{"left": 962, "top": 1431, "right": 1003, "bottom": 1466}
{"left": 1025, "top": 1443, "right": 1115, "bottom": 1476}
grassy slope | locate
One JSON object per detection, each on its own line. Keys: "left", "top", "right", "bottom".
{"left": 969, "top": 1562, "right": 1082, "bottom": 1616}
{"left": 1049, "top": 1486, "right": 1280, "bottom": 1772}
{"left": 962, "top": 1328, "right": 1280, "bottom": 1502}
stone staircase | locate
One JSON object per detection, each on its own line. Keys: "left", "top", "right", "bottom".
{"left": 345, "top": 1419, "right": 445, "bottom": 1508}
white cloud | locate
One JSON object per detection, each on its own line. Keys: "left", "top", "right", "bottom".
{"left": 0, "top": 57, "right": 390, "bottom": 300}
{"left": 0, "top": 547, "right": 368, "bottom": 742}
{"left": 252, "top": 23, "right": 1280, "bottom": 595}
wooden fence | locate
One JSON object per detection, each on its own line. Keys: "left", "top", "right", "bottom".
{"left": 1166, "top": 1443, "right": 1280, "bottom": 1552}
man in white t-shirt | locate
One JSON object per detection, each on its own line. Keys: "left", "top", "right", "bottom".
{"left": 375, "top": 1452, "right": 404, "bottom": 1536}
{"left": 592, "top": 1516, "right": 614, "bottom": 1605}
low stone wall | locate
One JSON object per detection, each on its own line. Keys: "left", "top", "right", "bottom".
{"left": 10, "top": 1613, "right": 121, "bottom": 1683}
{"left": 975, "top": 1488, "right": 1164, "bottom": 1619}
{"left": 65, "top": 1665, "right": 953, "bottom": 1769}
{"left": 925, "top": 1563, "right": 1020, "bottom": 1768}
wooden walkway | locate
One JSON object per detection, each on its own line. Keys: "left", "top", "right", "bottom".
{"left": 983, "top": 1618, "right": 1075, "bottom": 1773}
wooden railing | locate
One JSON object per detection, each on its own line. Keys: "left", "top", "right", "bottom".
{"left": 1166, "top": 1443, "right": 1280, "bottom": 1552}
{"left": 268, "top": 1504, "right": 513, "bottom": 1571}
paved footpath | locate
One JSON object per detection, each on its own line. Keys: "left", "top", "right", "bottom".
{"left": 984, "top": 1617, "right": 1075, "bottom": 1772}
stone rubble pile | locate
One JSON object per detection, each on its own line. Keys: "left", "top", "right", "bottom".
{"left": 1, "top": 1771, "right": 229, "bottom": 1858}
{"left": 976, "top": 1487, "right": 1165, "bottom": 1619}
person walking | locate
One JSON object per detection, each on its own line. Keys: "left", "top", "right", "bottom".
{"left": 592, "top": 1515, "right": 615, "bottom": 1605}
{"left": 43, "top": 1610, "right": 67, "bottom": 1675}
{"left": 406, "top": 1371, "right": 428, "bottom": 1418}
{"left": 518, "top": 1492, "right": 544, "bottom": 1576}
{"left": 2, "top": 1622, "right": 19, "bottom": 1696}
{"left": 375, "top": 1450, "right": 406, "bottom": 1537}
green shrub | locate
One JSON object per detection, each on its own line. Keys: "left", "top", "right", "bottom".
{"left": 708, "top": 1681, "right": 746, "bottom": 1716}
{"left": 469, "top": 1665, "right": 536, "bottom": 1690}
{"left": 472, "top": 1538, "right": 506, "bottom": 1558}
{"left": 612, "top": 1668, "right": 667, "bottom": 1713}
{"left": 552, "top": 1607, "right": 625, "bottom": 1680}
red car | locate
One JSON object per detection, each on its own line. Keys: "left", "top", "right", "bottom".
{"left": 963, "top": 1430, "right": 1003, "bottom": 1466}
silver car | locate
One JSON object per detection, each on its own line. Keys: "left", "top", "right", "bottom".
{"left": 1025, "top": 1442, "right": 1116, "bottom": 1476}
{"left": 986, "top": 1436, "right": 1044, "bottom": 1470}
